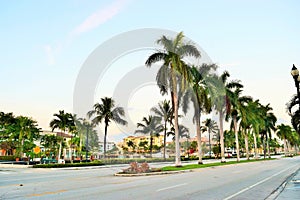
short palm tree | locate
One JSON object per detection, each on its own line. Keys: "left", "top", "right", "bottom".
{"left": 151, "top": 100, "right": 173, "bottom": 160}
{"left": 135, "top": 115, "right": 163, "bottom": 157}
{"left": 87, "top": 97, "right": 127, "bottom": 158}
{"left": 276, "top": 124, "right": 292, "bottom": 156}
{"left": 50, "top": 110, "right": 75, "bottom": 160}
{"left": 202, "top": 119, "right": 218, "bottom": 158}
{"left": 145, "top": 32, "right": 201, "bottom": 166}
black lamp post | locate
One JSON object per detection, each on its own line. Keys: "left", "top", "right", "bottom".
{"left": 85, "top": 124, "right": 89, "bottom": 162}
{"left": 291, "top": 64, "right": 300, "bottom": 109}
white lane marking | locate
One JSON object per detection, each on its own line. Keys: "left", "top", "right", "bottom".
{"left": 0, "top": 172, "right": 10, "bottom": 174}
{"left": 157, "top": 183, "right": 188, "bottom": 192}
{"left": 224, "top": 164, "right": 298, "bottom": 200}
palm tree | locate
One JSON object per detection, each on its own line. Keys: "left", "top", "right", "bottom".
{"left": 167, "top": 124, "right": 190, "bottom": 141}
{"left": 14, "top": 116, "right": 40, "bottom": 158}
{"left": 49, "top": 110, "right": 75, "bottom": 160}
{"left": 202, "top": 119, "right": 218, "bottom": 158}
{"left": 87, "top": 97, "right": 127, "bottom": 158}
{"left": 182, "top": 65, "right": 216, "bottom": 164}
{"left": 226, "top": 86, "right": 252, "bottom": 162}
{"left": 145, "top": 32, "right": 201, "bottom": 166}
{"left": 286, "top": 95, "right": 300, "bottom": 135}
{"left": 276, "top": 124, "right": 292, "bottom": 156}
{"left": 212, "top": 71, "right": 242, "bottom": 162}
{"left": 151, "top": 100, "right": 173, "bottom": 160}
{"left": 135, "top": 115, "right": 163, "bottom": 157}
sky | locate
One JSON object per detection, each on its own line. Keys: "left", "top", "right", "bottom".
{"left": 1, "top": 0, "right": 300, "bottom": 142}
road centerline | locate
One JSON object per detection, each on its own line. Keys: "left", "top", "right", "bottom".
{"left": 157, "top": 183, "right": 188, "bottom": 192}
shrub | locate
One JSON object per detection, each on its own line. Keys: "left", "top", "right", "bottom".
{"left": 33, "top": 161, "right": 104, "bottom": 168}
{"left": 0, "top": 155, "right": 17, "bottom": 161}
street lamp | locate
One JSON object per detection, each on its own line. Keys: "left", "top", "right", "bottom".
{"left": 291, "top": 64, "right": 300, "bottom": 109}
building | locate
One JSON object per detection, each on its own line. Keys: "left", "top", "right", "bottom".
{"left": 99, "top": 141, "right": 116, "bottom": 153}
{"left": 123, "top": 135, "right": 164, "bottom": 152}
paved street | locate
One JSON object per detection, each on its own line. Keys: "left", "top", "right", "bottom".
{"left": 0, "top": 157, "right": 299, "bottom": 199}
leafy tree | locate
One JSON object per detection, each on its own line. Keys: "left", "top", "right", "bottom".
{"left": 135, "top": 115, "right": 163, "bottom": 157}
{"left": 145, "top": 32, "right": 201, "bottom": 166}
{"left": 14, "top": 116, "right": 40, "bottom": 158}
{"left": 87, "top": 97, "right": 127, "bottom": 158}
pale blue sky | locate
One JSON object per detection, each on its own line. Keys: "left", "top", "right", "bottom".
{"left": 1, "top": 0, "right": 300, "bottom": 141}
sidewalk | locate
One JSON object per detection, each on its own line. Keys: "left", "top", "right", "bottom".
{"left": 276, "top": 167, "right": 300, "bottom": 200}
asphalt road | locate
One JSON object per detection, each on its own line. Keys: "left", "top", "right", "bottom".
{"left": 1, "top": 157, "right": 299, "bottom": 200}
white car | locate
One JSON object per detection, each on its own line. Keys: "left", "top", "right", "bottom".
{"left": 204, "top": 152, "right": 215, "bottom": 157}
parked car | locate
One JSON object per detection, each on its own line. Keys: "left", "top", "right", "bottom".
{"left": 204, "top": 151, "right": 215, "bottom": 157}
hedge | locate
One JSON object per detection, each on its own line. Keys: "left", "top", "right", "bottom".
{"left": 33, "top": 161, "right": 105, "bottom": 168}
{"left": 0, "top": 155, "right": 17, "bottom": 161}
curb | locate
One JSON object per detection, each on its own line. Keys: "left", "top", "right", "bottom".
{"left": 0, "top": 164, "right": 32, "bottom": 168}
{"left": 114, "top": 170, "right": 192, "bottom": 177}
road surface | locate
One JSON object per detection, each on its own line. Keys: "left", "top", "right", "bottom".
{"left": 0, "top": 156, "right": 299, "bottom": 199}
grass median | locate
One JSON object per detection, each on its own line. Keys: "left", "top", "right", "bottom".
{"left": 161, "top": 158, "right": 275, "bottom": 171}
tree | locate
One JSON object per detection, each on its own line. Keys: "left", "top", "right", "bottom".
{"left": 87, "top": 97, "right": 127, "bottom": 158}
{"left": 202, "top": 119, "right": 218, "bottom": 158}
{"left": 135, "top": 115, "right": 163, "bottom": 157}
{"left": 182, "top": 64, "right": 216, "bottom": 164}
{"left": 145, "top": 32, "right": 201, "bottom": 166}
{"left": 212, "top": 71, "right": 242, "bottom": 162}
{"left": 226, "top": 86, "right": 252, "bottom": 162}
{"left": 151, "top": 100, "right": 173, "bottom": 160}
{"left": 49, "top": 110, "right": 75, "bottom": 160}
{"left": 14, "top": 116, "right": 40, "bottom": 158}
{"left": 276, "top": 124, "right": 292, "bottom": 156}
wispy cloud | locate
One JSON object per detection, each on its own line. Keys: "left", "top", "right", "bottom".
{"left": 73, "top": 0, "right": 129, "bottom": 35}
{"left": 44, "top": 45, "right": 55, "bottom": 65}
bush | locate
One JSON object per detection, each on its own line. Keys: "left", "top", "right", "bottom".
{"left": 33, "top": 161, "right": 104, "bottom": 168}
{"left": 101, "top": 157, "right": 174, "bottom": 165}
{"left": 0, "top": 155, "right": 17, "bottom": 161}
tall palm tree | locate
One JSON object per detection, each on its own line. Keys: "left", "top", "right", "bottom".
{"left": 145, "top": 32, "right": 201, "bottom": 166}
{"left": 182, "top": 65, "right": 215, "bottom": 164}
{"left": 212, "top": 71, "right": 242, "bottom": 162}
{"left": 135, "top": 115, "right": 163, "bottom": 157}
{"left": 50, "top": 110, "right": 75, "bottom": 160}
{"left": 202, "top": 119, "right": 218, "bottom": 158}
{"left": 286, "top": 95, "right": 300, "bottom": 135}
{"left": 226, "top": 86, "right": 252, "bottom": 162}
{"left": 87, "top": 97, "right": 127, "bottom": 158}
{"left": 151, "top": 100, "right": 173, "bottom": 160}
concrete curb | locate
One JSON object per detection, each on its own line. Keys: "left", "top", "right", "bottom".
{"left": 0, "top": 164, "right": 32, "bottom": 168}
{"left": 114, "top": 170, "right": 192, "bottom": 177}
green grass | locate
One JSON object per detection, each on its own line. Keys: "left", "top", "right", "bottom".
{"left": 161, "top": 158, "right": 275, "bottom": 171}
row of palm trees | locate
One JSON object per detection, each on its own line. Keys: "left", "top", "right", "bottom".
{"left": 143, "top": 31, "right": 300, "bottom": 165}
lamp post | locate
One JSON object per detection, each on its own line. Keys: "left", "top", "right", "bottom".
{"left": 291, "top": 64, "right": 300, "bottom": 109}
{"left": 85, "top": 124, "right": 89, "bottom": 162}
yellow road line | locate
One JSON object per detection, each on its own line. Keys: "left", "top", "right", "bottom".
{"left": 27, "top": 190, "right": 67, "bottom": 197}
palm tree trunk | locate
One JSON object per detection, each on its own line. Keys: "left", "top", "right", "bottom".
{"left": 267, "top": 134, "right": 271, "bottom": 158}
{"left": 196, "top": 115, "right": 203, "bottom": 164}
{"left": 233, "top": 116, "right": 240, "bottom": 162}
{"left": 219, "top": 112, "right": 226, "bottom": 163}
{"left": 244, "top": 130, "right": 249, "bottom": 160}
{"left": 150, "top": 135, "right": 153, "bottom": 158}
{"left": 58, "top": 141, "right": 62, "bottom": 160}
{"left": 171, "top": 72, "right": 181, "bottom": 167}
{"left": 209, "top": 129, "right": 211, "bottom": 158}
{"left": 263, "top": 134, "right": 266, "bottom": 159}
{"left": 104, "top": 122, "right": 108, "bottom": 159}
{"left": 163, "top": 120, "right": 167, "bottom": 160}
{"left": 253, "top": 131, "right": 258, "bottom": 159}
